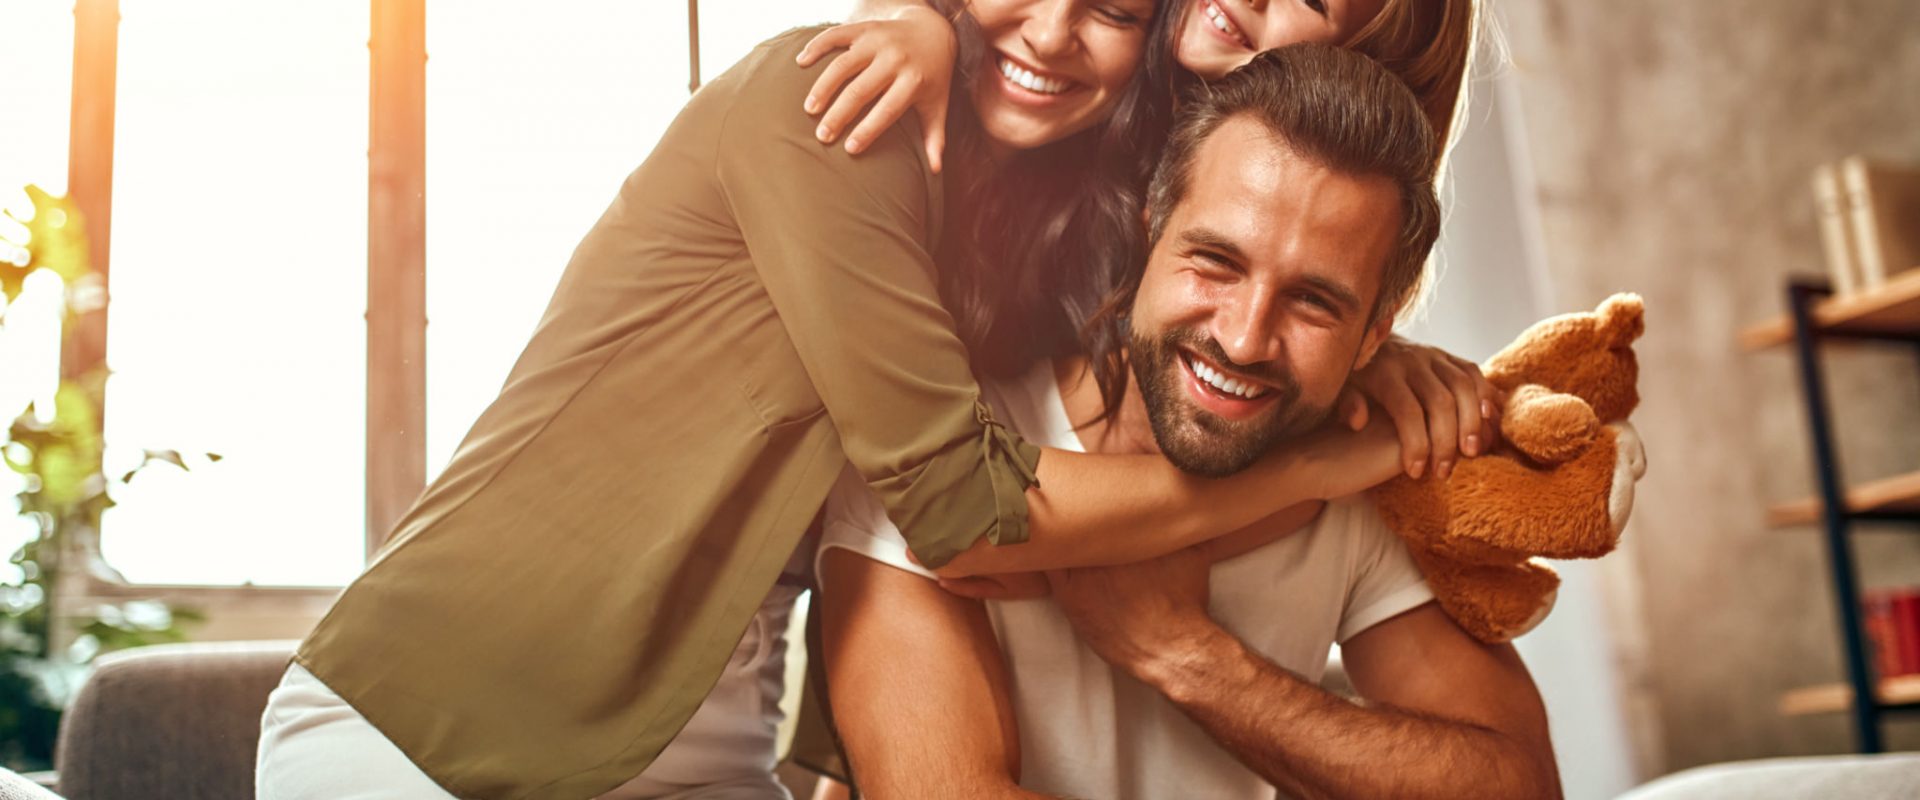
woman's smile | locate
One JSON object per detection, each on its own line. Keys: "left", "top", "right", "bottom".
{"left": 966, "top": 0, "right": 1153, "bottom": 154}
{"left": 993, "top": 51, "right": 1084, "bottom": 103}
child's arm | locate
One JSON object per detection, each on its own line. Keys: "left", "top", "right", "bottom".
{"left": 932, "top": 336, "right": 1499, "bottom": 578}
{"left": 934, "top": 418, "right": 1406, "bottom": 577}
{"left": 798, "top": 1, "right": 956, "bottom": 171}
{"left": 934, "top": 501, "right": 1330, "bottom": 601}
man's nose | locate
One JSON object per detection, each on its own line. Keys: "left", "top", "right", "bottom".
{"left": 1022, "top": 0, "right": 1077, "bottom": 60}
{"left": 1210, "top": 292, "right": 1284, "bottom": 366}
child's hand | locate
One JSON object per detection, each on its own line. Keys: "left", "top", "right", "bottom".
{"left": 1335, "top": 337, "right": 1502, "bottom": 483}
{"left": 796, "top": 7, "right": 956, "bottom": 172}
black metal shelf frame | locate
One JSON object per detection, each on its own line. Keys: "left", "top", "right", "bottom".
{"left": 1785, "top": 278, "right": 1918, "bottom": 752}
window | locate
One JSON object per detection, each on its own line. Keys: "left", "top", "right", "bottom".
{"left": 424, "top": 0, "right": 850, "bottom": 477}
{"left": 25, "top": 1, "right": 862, "bottom": 587}
{"left": 97, "top": 0, "right": 371, "bottom": 586}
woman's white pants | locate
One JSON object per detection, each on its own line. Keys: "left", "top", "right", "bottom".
{"left": 256, "top": 585, "right": 802, "bottom": 799}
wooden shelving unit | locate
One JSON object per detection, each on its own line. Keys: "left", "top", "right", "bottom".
{"left": 1767, "top": 470, "right": 1920, "bottom": 528}
{"left": 1781, "top": 675, "right": 1920, "bottom": 717}
{"left": 1746, "top": 272, "right": 1920, "bottom": 754}
{"left": 1741, "top": 268, "right": 1920, "bottom": 350}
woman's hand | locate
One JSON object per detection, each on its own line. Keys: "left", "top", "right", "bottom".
{"left": 795, "top": 6, "right": 956, "bottom": 172}
{"left": 1335, "top": 337, "right": 1501, "bottom": 483}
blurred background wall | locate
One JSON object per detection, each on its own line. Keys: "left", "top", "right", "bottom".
{"left": 1491, "top": 0, "right": 1920, "bottom": 774}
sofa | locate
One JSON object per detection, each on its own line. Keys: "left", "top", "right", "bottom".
{"left": 47, "top": 640, "right": 296, "bottom": 800}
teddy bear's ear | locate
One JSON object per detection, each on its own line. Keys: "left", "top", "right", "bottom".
{"left": 1597, "top": 293, "right": 1645, "bottom": 346}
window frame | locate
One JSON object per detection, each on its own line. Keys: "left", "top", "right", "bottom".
{"left": 55, "top": 0, "right": 710, "bottom": 641}
{"left": 54, "top": 0, "right": 428, "bottom": 637}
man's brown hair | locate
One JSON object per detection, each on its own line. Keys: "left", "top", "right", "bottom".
{"left": 1145, "top": 43, "right": 1441, "bottom": 322}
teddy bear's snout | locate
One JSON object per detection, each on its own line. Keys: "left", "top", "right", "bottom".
{"left": 1606, "top": 421, "right": 1647, "bottom": 537}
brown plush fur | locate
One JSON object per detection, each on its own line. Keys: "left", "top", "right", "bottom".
{"left": 1372, "top": 294, "right": 1646, "bottom": 643}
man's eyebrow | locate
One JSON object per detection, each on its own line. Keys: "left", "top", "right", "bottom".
{"left": 1301, "top": 274, "right": 1364, "bottom": 316}
{"left": 1177, "top": 227, "right": 1247, "bottom": 262}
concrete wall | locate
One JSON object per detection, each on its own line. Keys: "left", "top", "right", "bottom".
{"left": 1496, "top": 0, "right": 1920, "bottom": 775}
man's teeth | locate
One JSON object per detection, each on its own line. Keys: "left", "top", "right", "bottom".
{"left": 1203, "top": 0, "right": 1249, "bottom": 45}
{"left": 1189, "top": 356, "right": 1268, "bottom": 400}
{"left": 999, "top": 57, "right": 1070, "bottom": 95}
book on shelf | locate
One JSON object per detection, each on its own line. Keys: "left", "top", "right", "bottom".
{"left": 1838, "top": 156, "right": 1920, "bottom": 291}
{"left": 1812, "top": 162, "right": 1863, "bottom": 295}
{"left": 1862, "top": 587, "right": 1920, "bottom": 678}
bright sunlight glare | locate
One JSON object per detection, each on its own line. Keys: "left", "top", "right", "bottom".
{"left": 4, "top": 1, "right": 854, "bottom": 586}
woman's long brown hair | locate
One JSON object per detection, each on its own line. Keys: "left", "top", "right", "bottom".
{"left": 930, "top": 0, "right": 1185, "bottom": 382}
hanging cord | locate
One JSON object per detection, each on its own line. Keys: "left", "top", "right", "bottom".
{"left": 687, "top": 0, "right": 702, "bottom": 93}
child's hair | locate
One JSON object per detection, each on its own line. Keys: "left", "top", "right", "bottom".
{"left": 1160, "top": 0, "right": 1482, "bottom": 173}
{"left": 1345, "top": 0, "right": 1481, "bottom": 173}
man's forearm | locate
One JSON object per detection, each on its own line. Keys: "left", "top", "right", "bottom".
{"left": 1137, "top": 623, "right": 1558, "bottom": 800}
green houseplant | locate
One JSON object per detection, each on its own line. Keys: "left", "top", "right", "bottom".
{"left": 0, "top": 185, "right": 207, "bottom": 770}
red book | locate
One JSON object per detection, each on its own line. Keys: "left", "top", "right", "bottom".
{"left": 1893, "top": 590, "right": 1920, "bottom": 677}
{"left": 1863, "top": 591, "right": 1904, "bottom": 678}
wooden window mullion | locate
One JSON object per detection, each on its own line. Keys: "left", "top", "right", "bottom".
{"left": 366, "top": 0, "right": 427, "bottom": 557}
{"left": 63, "top": 0, "right": 118, "bottom": 386}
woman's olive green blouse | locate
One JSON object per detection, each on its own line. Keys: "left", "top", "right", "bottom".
{"left": 294, "top": 26, "right": 1041, "bottom": 799}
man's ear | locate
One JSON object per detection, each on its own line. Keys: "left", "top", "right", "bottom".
{"left": 1140, "top": 206, "right": 1151, "bottom": 232}
{"left": 1352, "top": 308, "right": 1398, "bottom": 370}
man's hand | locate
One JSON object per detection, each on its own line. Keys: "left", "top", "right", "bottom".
{"left": 1045, "top": 546, "right": 1214, "bottom": 680}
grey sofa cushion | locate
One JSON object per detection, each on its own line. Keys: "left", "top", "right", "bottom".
{"left": 1619, "top": 754, "right": 1920, "bottom": 799}
{"left": 54, "top": 641, "right": 296, "bottom": 800}
{"left": 0, "top": 767, "right": 62, "bottom": 800}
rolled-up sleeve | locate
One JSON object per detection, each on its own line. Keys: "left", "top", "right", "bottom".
{"left": 712, "top": 33, "right": 1042, "bottom": 568}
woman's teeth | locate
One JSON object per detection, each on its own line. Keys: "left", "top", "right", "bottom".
{"left": 1202, "top": 0, "right": 1252, "bottom": 48}
{"left": 999, "top": 57, "right": 1071, "bottom": 95}
{"left": 1188, "top": 355, "right": 1268, "bottom": 400}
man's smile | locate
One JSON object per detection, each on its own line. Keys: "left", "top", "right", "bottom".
{"left": 1178, "top": 348, "right": 1282, "bottom": 422}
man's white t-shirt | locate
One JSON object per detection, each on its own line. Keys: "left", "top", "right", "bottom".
{"left": 817, "top": 362, "right": 1435, "bottom": 800}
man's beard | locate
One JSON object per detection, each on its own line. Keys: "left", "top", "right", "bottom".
{"left": 1129, "top": 327, "right": 1334, "bottom": 477}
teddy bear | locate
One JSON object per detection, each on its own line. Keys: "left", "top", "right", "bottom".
{"left": 1371, "top": 293, "right": 1649, "bottom": 644}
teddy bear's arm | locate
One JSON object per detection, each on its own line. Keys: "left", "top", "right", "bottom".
{"left": 1500, "top": 383, "right": 1599, "bottom": 465}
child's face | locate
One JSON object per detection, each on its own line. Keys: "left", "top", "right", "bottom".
{"left": 1176, "top": 0, "right": 1387, "bottom": 80}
